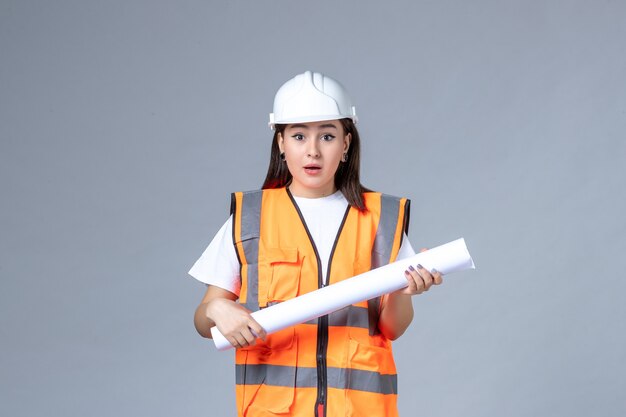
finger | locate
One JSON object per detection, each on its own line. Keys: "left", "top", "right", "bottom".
{"left": 229, "top": 336, "right": 242, "bottom": 349}
{"left": 431, "top": 268, "right": 443, "bottom": 285}
{"left": 248, "top": 320, "right": 267, "bottom": 341}
{"left": 416, "top": 264, "right": 433, "bottom": 289}
{"left": 241, "top": 327, "right": 258, "bottom": 346}
{"left": 419, "top": 247, "right": 429, "bottom": 253}
{"left": 404, "top": 270, "right": 418, "bottom": 294}
{"left": 233, "top": 333, "right": 248, "bottom": 348}
{"left": 406, "top": 266, "right": 425, "bottom": 294}
{"left": 406, "top": 268, "right": 421, "bottom": 293}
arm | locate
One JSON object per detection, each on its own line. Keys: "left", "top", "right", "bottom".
{"left": 377, "top": 291, "right": 414, "bottom": 341}
{"left": 194, "top": 284, "right": 267, "bottom": 348}
{"left": 378, "top": 263, "right": 443, "bottom": 340}
{"left": 194, "top": 285, "right": 237, "bottom": 338}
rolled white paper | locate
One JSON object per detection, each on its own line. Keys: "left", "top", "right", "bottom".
{"left": 212, "top": 237, "right": 475, "bottom": 350}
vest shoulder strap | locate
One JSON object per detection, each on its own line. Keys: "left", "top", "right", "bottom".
{"left": 230, "top": 190, "right": 264, "bottom": 308}
{"left": 366, "top": 193, "right": 411, "bottom": 267}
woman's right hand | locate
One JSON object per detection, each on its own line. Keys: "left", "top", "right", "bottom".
{"left": 205, "top": 298, "right": 267, "bottom": 348}
{"left": 194, "top": 285, "right": 267, "bottom": 348}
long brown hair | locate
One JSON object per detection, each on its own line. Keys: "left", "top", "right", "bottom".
{"left": 261, "top": 118, "right": 369, "bottom": 211}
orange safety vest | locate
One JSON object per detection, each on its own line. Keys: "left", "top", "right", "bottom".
{"left": 231, "top": 188, "right": 410, "bottom": 417}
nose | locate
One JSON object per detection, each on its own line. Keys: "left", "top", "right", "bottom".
{"left": 307, "top": 139, "right": 320, "bottom": 158}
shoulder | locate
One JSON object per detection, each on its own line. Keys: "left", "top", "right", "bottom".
{"left": 231, "top": 188, "right": 285, "bottom": 201}
{"left": 230, "top": 188, "right": 290, "bottom": 216}
{"left": 361, "top": 191, "right": 411, "bottom": 232}
{"left": 230, "top": 189, "right": 264, "bottom": 203}
{"left": 230, "top": 189, "right": 277, "bottom": 214}
{"left": 362, "top": 192, "right": 410, "bottom": 209}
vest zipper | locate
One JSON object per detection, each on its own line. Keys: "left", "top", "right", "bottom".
{"left": 315, "top": 308, "right": 329, "bottom": 417}
{"left": 286, "top": 189, "right": 351, "bottom": 417}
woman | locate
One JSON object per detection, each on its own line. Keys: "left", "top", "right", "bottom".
{"left": 190, "top": 71, "right": 442, "bottom": 417}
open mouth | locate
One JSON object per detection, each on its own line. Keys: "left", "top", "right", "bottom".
{"left": 304, "top": 165, "right": 321, "bottom": 174}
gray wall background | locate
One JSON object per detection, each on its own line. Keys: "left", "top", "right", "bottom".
{"left": 1, "top": 1, "right": 625, "bottom": 416}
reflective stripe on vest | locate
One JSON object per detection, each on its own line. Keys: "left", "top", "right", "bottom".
{"left": 231, "top": 188, "right": 409, "bottom": 417}
{"left": 236, "top": 363, "right": 398, "bottom": 395}
{"left": 230, "top": 190, "right": 262, "bottom": 312}
{"left": 368, "top": 193, "right": 410, "bottom": 336}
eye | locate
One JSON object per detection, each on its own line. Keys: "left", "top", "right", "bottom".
{"left": 321, "top": 134, "right": 336, "bottom": 141}
{"left": 291, "top": 134, "right": 305, "bottom": 141}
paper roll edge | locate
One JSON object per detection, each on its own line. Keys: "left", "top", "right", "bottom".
{"left": 456, "top": 237, "right": 476, "bottom": 270}
{"left": 210, "top": 326, "right": 231, "bottom": 351}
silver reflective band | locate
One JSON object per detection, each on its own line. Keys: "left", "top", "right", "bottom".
{"left": 372, "top": 195, "right": 403, "bottom": 268}
{"left": 304, "top": 305, "right": 370, "bottom": 330}
{"left": 234, "top": 190, "right": 263, "bottom": 311}
{"left": 370, "top": 195, "right": 406, "bottom": 335}
{"left": 236, "top": 364, "right": 398, "bottom": 395}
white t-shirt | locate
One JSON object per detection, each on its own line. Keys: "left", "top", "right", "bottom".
{"left": 188, "top": 191, "right": 415, "bottom": 296}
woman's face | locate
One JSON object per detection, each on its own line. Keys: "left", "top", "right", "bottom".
{"left": 278, "top": 119, "right": 351, "bottom": 198}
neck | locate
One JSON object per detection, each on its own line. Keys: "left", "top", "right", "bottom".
{"left": 288, "top": 185, "right": 337, "bottom": 199}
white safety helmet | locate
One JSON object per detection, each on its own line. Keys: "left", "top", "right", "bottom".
{"left": 269, "top": 70, "right": 358, "bottom": 129}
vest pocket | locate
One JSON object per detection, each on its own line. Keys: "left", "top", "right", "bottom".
{"left": 344, "top": 338, "right": 398, "bottom": 415}
{"left": 238, "top": 328, "right": 298, "bottom": 416}
{"left": 265, "top": 247, "right": 302, "bottom": 303}
{"left": 346, "top": 337, "right": 396, "bottom": 374}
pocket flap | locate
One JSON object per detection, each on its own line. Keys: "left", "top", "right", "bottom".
{"left": 267, "top": 247, "right": 299, "bottom": 264}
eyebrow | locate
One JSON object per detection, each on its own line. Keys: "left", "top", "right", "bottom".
{"left": 289, "top": 123, "right": 338, "bottom": 130}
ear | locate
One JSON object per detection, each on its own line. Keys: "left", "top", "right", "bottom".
{"left": 343, "top": 132, "right": 351, "bottom": 153}
{"left": 277, "top": 132, "right": 285, "bottom": 153}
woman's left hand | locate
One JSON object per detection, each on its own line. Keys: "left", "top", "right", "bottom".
{"left": 401, "top": 263, "right": 443, "bottom": 295}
